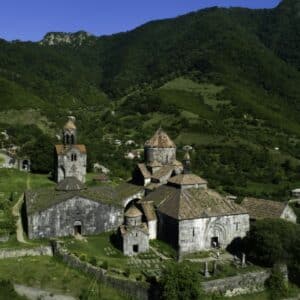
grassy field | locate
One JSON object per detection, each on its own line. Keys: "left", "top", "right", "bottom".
{"left": 64, "top": 232, "right": 128, "bottom": 270}
{"left": 0, "top": 256, "right": 130, "bottom": 300}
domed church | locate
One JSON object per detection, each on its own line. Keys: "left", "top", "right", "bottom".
{"left": 25, "top": 121, "right": 250, "bottom": 259}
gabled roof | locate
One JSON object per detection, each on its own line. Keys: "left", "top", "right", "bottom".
{"left": 55, "top": 144, "right": 86, "bottom": 155}
{"left": 144, "top": 185, "right": 247, "bottom": 220}
{"left": 140, "top": 201, "right": 157, "bottom": 221}
{"left": 152, "top": 165, "right": 174, "bottom": 181}
{"left": 56, "top": 177, "right": 85, "bottom": 191}
{"left": 144, "top": 128, "right": 176, "bottom": 148}
{"left": 137, "top": 163, "right": 151, "bottom": 179}
{"left": 240, "top": 197, "right": 288, "bottom": 220}
{"left": 168, "top": 174, "right": 207, "bottom": 186}
{"left": 25, "top": 183, "right": 144, "bottom": 215}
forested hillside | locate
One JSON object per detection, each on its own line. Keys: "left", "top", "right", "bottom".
{"left": 1, "top": 0, "right": 300, "bottom": 200}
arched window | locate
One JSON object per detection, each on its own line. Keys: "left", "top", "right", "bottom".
{"left": 66, "top": 134, "right": 70, "bottom": 144}
{"left": 71, "top": 153, "right": 77, "bottom": 161}
{"left": 71, "top": 135, "right": 75, "bottom": 144}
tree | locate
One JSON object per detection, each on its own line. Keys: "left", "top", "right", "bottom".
{"left": 160, "top": 262, "right": 203, "bottom": 300}
{"left": 244, "top": 219, "right": 300, "bottom": 267}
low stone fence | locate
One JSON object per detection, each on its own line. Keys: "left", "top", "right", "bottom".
{"left": 0, "top": 246, "right": 53, "bottom": 259}
{"left": 202, "top": 270, "right": 270, "bottom": 297}
{"left": 52, "top": 241, "right": 153, "bottom": 300}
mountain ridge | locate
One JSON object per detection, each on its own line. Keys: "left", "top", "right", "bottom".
{"left": 1, "top": 0, "right": 300, "bottom": 199}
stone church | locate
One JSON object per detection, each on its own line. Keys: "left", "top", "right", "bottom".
{"left": 25, "top": 121, "right": 252, "bottom": 257}
{"left": 129, "top": 129, "right": 250, "bottom": 258}
{"left": 25, "top": 118, "right": 144, "bottom": 239}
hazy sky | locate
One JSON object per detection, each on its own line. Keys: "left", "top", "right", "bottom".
{"left": 0, "top": 0, "right": 281, "bottom": 41}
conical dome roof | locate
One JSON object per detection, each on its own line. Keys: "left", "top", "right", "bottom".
{"left": 64, "top": 118, "right": 76, "bottom": 130}
{"left": 125, "top": 205, "right": 143, "bottom": 218}
{"left": 145, "top": 128, "right": 176, "bottom": 148}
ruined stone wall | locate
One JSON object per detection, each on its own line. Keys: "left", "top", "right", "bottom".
{"left": 202, "top": 270, "right": 270, "bottom": 297}
{"left": 56, "top": 147, "right": 87, "bottom": 183}
{"left": 52, "top": 241, "right": 152, "bottom": 300}
{"left": 145, "top": 147, "right": 176, "bottom": 165}
{"left": 28, "top": 197, "right": 123, "bottom": 239}
{"left": 178, "top": 214, "right": 249, "bottom": 255}
{"left": 0, "top": 246, "right": 52, "bottom": 259}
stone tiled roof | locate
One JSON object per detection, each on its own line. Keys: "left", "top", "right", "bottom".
{"left": 144, "top": 128, "right": 176, "bottom": 148}
{"left": 125, "top": 205, "right": 143, "bottom": 218}
{"left": 55, "top": 144, "right": 86, "bottom": 154}
{"left": 137, "top": 163, "right": 151, "bottom": 179}
{"left": 140, "top": 201, "right": 157, "bottom": 221}
{"left": 168, "top": 174, "right": 207, "bottom": 186}
{"left": 152, "top": 165, "right": 174, "bottom": 181}
{"left": 144, "top": 185, "right": 247, "bottom": 220}
{"left": 56, "top": 177, "right": 85, "bottom": 191}
{"left": 147, "top": 160, "right": 162, "bottom": 167}
{"left": 64, "top": 120, "right": 76, "bottom": 130}
{"left": 25, "top": 183, "right": 144, "bottom": 214}
{"left": 240, "top": 197, "right": 287, "bottom": 220}
{"left": 120, "top": 223, "right": 149, "bottom": 235}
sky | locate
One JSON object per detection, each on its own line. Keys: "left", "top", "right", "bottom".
{"left": 0, "top": 0, "right": 282, "bottom": 42}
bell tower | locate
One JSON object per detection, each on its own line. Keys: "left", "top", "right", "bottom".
{"left": 63, "top": 116, "right": 77, "bottom": 145}
{"left": 54, "top": 117, "right": 87, "bottom": 183}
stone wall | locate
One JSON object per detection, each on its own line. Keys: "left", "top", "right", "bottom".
{"left": 202, "top": 270, "right": 270, "bottom": 297}
{"left": 56, "top": 146, "right": 87, "bottom": 183}
{"left": 178, "top": 214, "right": 249, "bottom": 255}
{"left": 28, "top": 196, "right": 123, "bottom": 239}
{"left": 52, "top": 241, "right": 153, "bottom": 300}
{"left": 0, "top": 246, "right": 52, "bottom": 259}
{"left": 145, "top": 147, "right": 176, "bottom": 165}
{"left": 122, "top": 227, "right": 149, "bottom": 256}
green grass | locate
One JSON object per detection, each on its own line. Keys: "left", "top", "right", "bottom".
{"left": 150, "top": 239, "right": 177, "bottom": 259}
{"left": 0, "top": 109, "right": 55, "bottom": 135}
{"left": 0, "top": 256, "right": 129, "bottom": 300}
{"left": 64, "top": 232, "right": 128, "bottom": 270}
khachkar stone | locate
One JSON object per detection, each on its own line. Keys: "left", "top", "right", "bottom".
{"left": 54, "top": 117, "right": 87, "bottom": 183}
{"left": 213, "top": 261, "right": 218, "bottom": 275}
{"left": 241, "top": 253, "right": 246, "bottom": 268}
{"left": 204, "top": 261, "right": 210, "bottom": 278}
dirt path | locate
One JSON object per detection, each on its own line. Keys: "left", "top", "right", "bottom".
{"left": 14, "top": 284, "right": 76, "bottom": 300}
{"left": 11, "top": 175, "right": 31, "bottom": 244}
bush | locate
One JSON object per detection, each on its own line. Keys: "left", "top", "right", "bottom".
{"left": 79, "top": 254, "right": 87, "bottom": 262}
{"left": 101, "top": 261, "right": 108, "bottom": 270}
{"left": 89, "top": 256, "right": 97, "bottom": 266}
{"left": 160, "top": 262, "right": 203, "bottom": 300}
{"left": 266, "top": 266, "right": 289, "bottom": 299}
{"left": 124, "top": 268, "right": 131, "bottom": 278}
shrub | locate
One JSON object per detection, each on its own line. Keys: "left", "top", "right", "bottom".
{"left": 124, "top": 268, "right": 131, "bottom": 278}
{"left": 160, "top": 262, "right": 203, "bottom": 300}
{"left": 101, "top": 261, "right": 108, "bottom": 270}
{"left": 79, "top": 254, "right": 87, "bottom": 262}
{"left": 266, "top": 266, "right": 289, "bottom": 299}
{"left": 89, "top": 256, "right": 97, "bottom": 266}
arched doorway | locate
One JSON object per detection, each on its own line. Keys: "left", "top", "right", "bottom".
{"left": 74, "top": 221, "right": 82, "bottom": 235}
{"left": 205, "top": 222, "right": 227, "bottom": 249}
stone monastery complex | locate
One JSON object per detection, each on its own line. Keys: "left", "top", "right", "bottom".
{"left": 24, "top": 118, "right": 297, "bottom": 258}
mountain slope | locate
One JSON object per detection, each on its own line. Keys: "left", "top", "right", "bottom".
{"left": 1, "top": 0, "right": 300, "bottom": 199}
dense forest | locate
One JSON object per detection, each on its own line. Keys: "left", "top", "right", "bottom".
{"left": 1, "top": 0, "right": 300, "bottom": 200}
